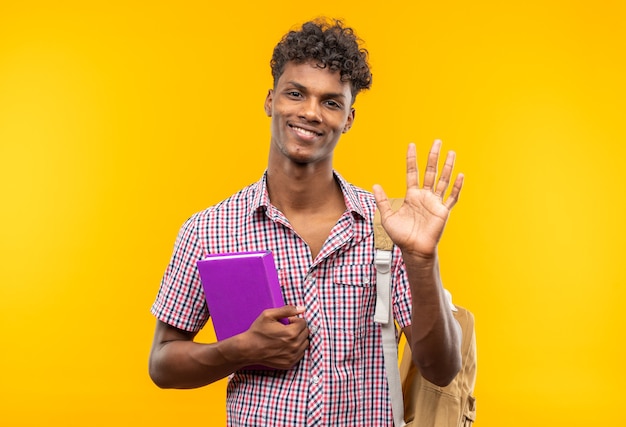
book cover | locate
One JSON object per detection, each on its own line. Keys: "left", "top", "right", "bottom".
{"left": 196, "top": 250, "right": 288, "bottom": 369}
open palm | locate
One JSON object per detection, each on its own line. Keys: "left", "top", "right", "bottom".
{"left": 373, "top": 140, "right": 464, "bottom": 259}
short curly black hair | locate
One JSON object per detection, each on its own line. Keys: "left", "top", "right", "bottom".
{"left": 270, "top": 18, "right": 372, "bottom": 103}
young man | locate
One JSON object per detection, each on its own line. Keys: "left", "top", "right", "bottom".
{"left": 149, "top": 18, "right": 464, "bottom": 426}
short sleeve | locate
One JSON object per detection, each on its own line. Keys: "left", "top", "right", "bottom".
{"left": 150, "top": 213, "right": 209, "bottom": 332}
{"left": 392, "top": 246, "right": 412, "bottom": 330}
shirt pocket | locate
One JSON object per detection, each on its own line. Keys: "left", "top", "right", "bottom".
{"left": 332, "top": 263, "right": 375, "bottom": 288}
{"left": 329, "top": 264, "right": 376, "bottom": 332}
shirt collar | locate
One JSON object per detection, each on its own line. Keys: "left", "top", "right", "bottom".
{"left": 249, "top": 170, "right": 367, "bottom": 220}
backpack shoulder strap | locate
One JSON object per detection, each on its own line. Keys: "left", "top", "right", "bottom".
{"left": 373, "top": 198, "right": 405, "bottom": 427}
{"left": 374, "top": 198, "right": 403, "bottom": 251}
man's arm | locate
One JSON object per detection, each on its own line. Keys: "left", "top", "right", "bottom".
{"left": 400, "top": 256, "right": 462, "bottom": 387}
{"left": 374, "top": 140, "right": 464, "bottom": 386}
{"left": 149, "top": 305, "right": 309, "bottom": 389}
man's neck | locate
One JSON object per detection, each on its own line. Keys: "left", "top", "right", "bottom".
{"left": 266, "top": 163, "right": 343, "bottom": 214}
{"left": 266, "top": 163, "right": 347, "bottom": 260}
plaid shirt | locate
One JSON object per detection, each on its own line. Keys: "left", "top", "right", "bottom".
{"left": 151, "top": 171, "right": 412, "bottom": 426}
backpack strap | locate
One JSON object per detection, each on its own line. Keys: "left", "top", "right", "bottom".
{"left": 373, "top": 198, "right": 406, "bottom": 427}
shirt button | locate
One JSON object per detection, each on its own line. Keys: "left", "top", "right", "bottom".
{"left": 311, "top": 375, "right": 320, "bottom": 384}
{"left": 310, "top": 325, "right": 319, "bottom": 334}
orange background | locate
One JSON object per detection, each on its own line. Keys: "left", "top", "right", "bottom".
{"left": 1, "top": 1, "right": 624, "bottom": 426}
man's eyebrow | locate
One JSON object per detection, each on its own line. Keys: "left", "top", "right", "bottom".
{"left": 286, "top": 81, "right": 348, "bottom": 100}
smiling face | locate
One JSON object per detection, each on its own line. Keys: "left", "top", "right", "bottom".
{"left": 264, "top": 61, "right": 355, "bottom": 168}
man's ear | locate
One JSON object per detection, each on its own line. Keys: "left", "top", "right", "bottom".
{"left": 342, "top": 108, "right": 356, "bottom": 133}
{"left": 264, "top": 89, "right": 273, "bottom": 117}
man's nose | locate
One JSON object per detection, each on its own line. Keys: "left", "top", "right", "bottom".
{"left": 299, "top": 98, "right": 322, "bottom": 122}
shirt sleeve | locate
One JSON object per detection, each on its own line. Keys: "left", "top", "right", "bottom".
{"left": 150, "top": 213, "right": 209, "bottom": 332}
{"left": 392, "top": 245, "right": 412, "bottom": 330}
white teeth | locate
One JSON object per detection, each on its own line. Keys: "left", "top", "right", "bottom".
{"left": 292, "top": 126, "right": 318, "bottom": 137}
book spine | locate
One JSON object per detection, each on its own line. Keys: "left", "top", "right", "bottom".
{"left": 263, "top": 252, "right": 289, "bottom": 325}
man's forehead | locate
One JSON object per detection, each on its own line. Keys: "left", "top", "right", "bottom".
{"left": 278, "top": 61, "right": 351, "bottom": 95}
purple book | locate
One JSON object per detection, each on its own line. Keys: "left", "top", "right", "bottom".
{"left": 196, "top": 250, "right": 288, "bottom": 369}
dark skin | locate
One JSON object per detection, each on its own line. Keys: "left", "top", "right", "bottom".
{"left": 149, "top": 60, "right": 463, "bottom": 389}
{"left": 149, "top": 306, "right": 309, "bottom": 388}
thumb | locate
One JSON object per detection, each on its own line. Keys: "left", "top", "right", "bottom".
{"left": 266, "top": 305, "right": 305, "bottom": 320}
{"left": 373, "top": 184, "right": 392, "bottom": 221}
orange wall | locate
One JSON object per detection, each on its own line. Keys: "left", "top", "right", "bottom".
{"left": 1, "top": 1, "right": 624, "bottom": 425}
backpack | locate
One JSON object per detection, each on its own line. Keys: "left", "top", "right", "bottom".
{"left": 373, "top": 199, "right": 477, "bottom": 427}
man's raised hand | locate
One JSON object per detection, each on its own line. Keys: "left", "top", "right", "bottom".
{"left": 373, "top": 140, "right": 464, "bottom": 260}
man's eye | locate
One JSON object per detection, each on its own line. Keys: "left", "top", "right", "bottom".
{"left": 287, "top": 91, "right": 302, "bottom": 97}
{"left": 326, "top": 100, "right": 341, "bottom": 108}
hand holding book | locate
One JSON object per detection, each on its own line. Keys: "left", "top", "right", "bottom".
{"left": 196, "top": 251, "right": 309, "bottom": 369}
{"left": 239, "top": 305, "right": 309, "bottom": 370}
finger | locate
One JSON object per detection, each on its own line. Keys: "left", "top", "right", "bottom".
{"left": 423, "top": 139, "right": 441, "bottom": 191}
{"left": 286, "top": 315, "right": 307, "bottom": 325}
{"left": 406, "top": 143, "right": 419, "bottom": 189}
{"left": 372, "top": 184, "right": 392, "bottom": 219}
{"left": 444, "top": 173, "right": 464, "bottom": 210}
{"left": 286, "top": 315, "right": 309, "bottom": 328}
{"left": 434, "top": 150, "right": 456, "bottom": 197}
{"left": 269, "top": 305, "right": 305, "bottom": 322}
{"left": 296, "top": 322, "right": 311, "bottom": 340}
